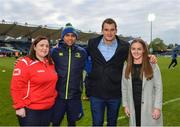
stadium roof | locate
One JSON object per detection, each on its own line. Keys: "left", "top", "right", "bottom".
{"left": 174, "top": 45, "right": 180, "bottom": 51}
{"left": 0, "top": 20, "right": 62, "bottom": 40}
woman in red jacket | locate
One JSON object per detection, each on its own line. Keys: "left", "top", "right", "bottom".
{"left": 11, "top": 35, "right": 58, "bottom": 126}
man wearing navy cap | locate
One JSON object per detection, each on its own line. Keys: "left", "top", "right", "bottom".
{"left": 51, "top": 23, "right": 87, "bottom": 126}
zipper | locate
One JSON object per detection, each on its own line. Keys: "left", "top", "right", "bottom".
{"left": 65, "top": 47, "right": 72, "bottom": 99}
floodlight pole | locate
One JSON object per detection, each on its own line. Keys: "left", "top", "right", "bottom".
{"left": 148, "top": 13, "right": 155, "bottom": 43}
{"left": 150, "top": 21, "right": 152, "bottom": 43}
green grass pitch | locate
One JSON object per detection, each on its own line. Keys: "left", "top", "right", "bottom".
{"left": 0, "top": 57, "right": 180, "bottom": 126}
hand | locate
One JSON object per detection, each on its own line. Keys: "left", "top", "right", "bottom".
{"left": 152, "top": 108, "right": 161, "bottom": 120}
{"left": 148, "top": 55, "right": 157, "bottom": 64}
{"left": 16, "top": 108, "right": 26, "bottom": 117}
{"left": 53, "top": 43, "right": 58, "bottom": 48}
{"left": 124, "top": 106, "right": 130, "bottom": 117}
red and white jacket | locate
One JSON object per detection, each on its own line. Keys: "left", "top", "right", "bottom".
{"left": 11, "top": 56, "right": 58, "bottom": 110}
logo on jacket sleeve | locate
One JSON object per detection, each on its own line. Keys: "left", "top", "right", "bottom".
{"left": 13, "top": 68, "right": 21, "bottom": 76}
{"left": 59, "top": 52, "right": 63, "bottom": 56}
{"left": 75, "top": 52, "right": 81, "bottom": 58}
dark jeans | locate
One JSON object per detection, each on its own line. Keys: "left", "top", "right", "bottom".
{"left": 52, "top": 97, "right": 84, "bottom": 126}
{"left": 17, "top": 108, "right": 52, "bottom": 126}
{"left": 90, "top": 96, "right": 121, "bottom": 126}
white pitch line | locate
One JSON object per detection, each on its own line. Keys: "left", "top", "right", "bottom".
{"left": 163, "top": 97, "right": 180, "bottom": 105}
{"left": 117, "top": 97, "right": 180, "bottom": 120}
{"left": 118, "top": 116, "right": 126, "bottom": 120}
{"left": 104, "top": 97, "right": 180, "bottom": 125}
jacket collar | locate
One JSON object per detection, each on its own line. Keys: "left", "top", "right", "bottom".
{"left": 92, "top": 35, "right": 121, "bottom": 63}
{"left": 58, "top": 40, "right": 77, "bottom": 51}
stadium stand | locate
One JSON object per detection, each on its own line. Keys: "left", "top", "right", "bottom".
{"left": 0, "top": 20, "right": 134, "bottom": 57}
{"left": 0, "top": 20, "right": 62, "bottom": 40}
{"left": 0, "top": 20, "right": 63, "bottom": 57}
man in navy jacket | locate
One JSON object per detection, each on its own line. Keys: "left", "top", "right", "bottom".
{"left": 51, "top": 24, "right": 87, "bottom": 126}
{"left": 86, "top": 18, "right": 129, "bottom": 126}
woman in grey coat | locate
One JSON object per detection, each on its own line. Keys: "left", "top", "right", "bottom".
{"left": 122, "top": 38, "right": 163, "bottom": 126}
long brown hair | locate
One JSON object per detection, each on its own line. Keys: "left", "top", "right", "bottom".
{"left": 125, "top": 38, "right": 153, "bottom": 80}
{"left": 29, "top": 35, "right": 53, "bottom": 64}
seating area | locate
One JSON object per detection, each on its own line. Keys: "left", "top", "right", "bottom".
{"left": 0, "top": 40, "right": 30, "bottom": 57}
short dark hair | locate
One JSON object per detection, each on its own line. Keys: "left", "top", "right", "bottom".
{"left": 101, "top": 18, "right": 117, "bottom": 30}
{"left": 29, "top": 35, "right": 53, "bottom": 64}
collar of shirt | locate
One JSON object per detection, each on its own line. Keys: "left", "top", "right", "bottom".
{"left": 101, "top": 38, "right": 117, "bottom": 47}
{"left": 98, "top": 38, "right": 118, "bottom": 61}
